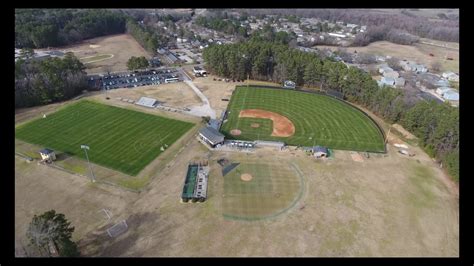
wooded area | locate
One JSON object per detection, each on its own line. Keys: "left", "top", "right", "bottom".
{"left": 15, "top": 52, "right": 88, "bottom": 108}
{"left": 125, "top": 19, "right": 169, "bottom": 54}
{"left": 203, "top": 41, "right": 458, "bottom": 180}
{"left": 15, "top": 9, "right": 127, "bottom": 48}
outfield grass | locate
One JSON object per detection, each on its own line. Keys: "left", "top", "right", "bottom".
{"left": 15, "top": 100, "right": 195, "bottom": 176}
{"left": 221, "top": 86, "right": 385, "bottom": 152}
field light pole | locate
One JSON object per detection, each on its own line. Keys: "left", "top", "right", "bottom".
{"left": 81, "top": 144, "right": 96, "bottom": 182}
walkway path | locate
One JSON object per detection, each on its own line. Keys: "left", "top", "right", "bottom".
{"left": 179, "top": 67, "right": 216, "bottom": 119}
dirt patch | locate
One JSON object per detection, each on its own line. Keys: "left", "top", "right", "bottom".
{"left": 230, "top": 129, "right": 242, "bottom": 136}
{"left": 239, "top": 109, "right": 295, "bottom": 137}
{"left": 240, "top": 173, "right": 253, "bottom": 181}
{"left": 350, "top": 152, "right": 364, "bottom": 162}
{"left": 250, "top": 123, "right": 260, "bottom": 128}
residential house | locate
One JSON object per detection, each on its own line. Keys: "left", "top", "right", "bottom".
{"left": 442, "top": 90, "right": 459, "bottom": 101}
{"left": 383, "top": 71, "right": 399, "bottom": 79}
{"left": 442, "top": 72, "right": 459, "bottom": 82}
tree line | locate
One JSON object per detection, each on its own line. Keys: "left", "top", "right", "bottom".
{"left": 15, "top": 9, "right": 127, "bottom": 48}
{"left": 352, "top": 26, "right": 420, "bottom": 46}
{"left": 203, "top": 41, "right": 458, "bottom": 181}
{"left": 15, "top": 51, "right": 88, "bottom": 108}
{"left": 125, "top": 19, "right": 170, "bottom": 54}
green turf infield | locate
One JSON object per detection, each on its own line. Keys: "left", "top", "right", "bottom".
{"left": 15, "top": 100, "right": 195, "bottom": 176}
{"left": 221, "top": 86, "right": 385, "bottom": 152}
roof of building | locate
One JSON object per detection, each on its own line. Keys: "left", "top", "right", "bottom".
{"left": 313, "top": 146, "right": 328, "bottom": 153}
{"left": 443, "top": 90, "right": 459, "bottom": 101}
{"left": 381, "top": 77, "right": 395, "bottom": 84}
{"left": 199, "top": 126, "right": 225, "bottom": 145}
{"left": 39, "top": 148, "right": 54, "bottom": 154}
{"left": 208, "top": 119, "right": 221, "bottom": 130}
{"left": 136, "top": 97, "right": 158, "bottom": 108}
{"left": 379, "top": 66, "right": 393, "bottom": 72}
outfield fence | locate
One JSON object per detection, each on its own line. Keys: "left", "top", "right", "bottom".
{"left": 231, "top": 85, "right": 387, "bottom": 153}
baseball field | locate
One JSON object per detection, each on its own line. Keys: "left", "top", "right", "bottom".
{"left": 220, "top": 86, "right": 385, "bottom": 152}
{"left": 15, "top": 100, "right": 195, "bottom": 176}
{"left": 222, "top": 157, "right": 304, "bottom": 221}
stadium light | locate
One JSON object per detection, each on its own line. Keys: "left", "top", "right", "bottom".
{"left": 80, "top": 144, "right": 96, "bottom": 182}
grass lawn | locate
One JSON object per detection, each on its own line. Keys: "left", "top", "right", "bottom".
{"left": 221, "top": 86, "right": 385, "bottom": 152}
{"left": 15, "top": 100, "right": 195, "bottom": 176}
{"left": 222, "top": 159, "right": 303, "bottom": 221}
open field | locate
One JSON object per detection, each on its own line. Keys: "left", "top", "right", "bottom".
{"left": 15, "top": 100, "right": 194, "bottom": 176}
{"left": 15, "top": 93, "right": 458, "bottom": 256}
{"left": 56, "top": 34, "right": 150, "bottom": 74}
{"left": 221, "top": 86, "right": 385, "bottom": 152}
{"left": 80, "top": 54, "right": 114, "bottom": 64}
{"left": 92, "top": 83, "right": 202, "bottom": 110}
{"left": 15, "top": 156, "right": 138, "bottom": 256}
{"left": 315, "top": 40, "right": 459, "bottom": 73}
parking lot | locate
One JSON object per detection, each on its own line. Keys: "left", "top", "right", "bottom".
{"left": 88, "top": 68, "right": 182, "bottom": 90}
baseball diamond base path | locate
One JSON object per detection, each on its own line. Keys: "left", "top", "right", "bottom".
{"left": 239, "top": 109, "right": 295, "bottom": 137}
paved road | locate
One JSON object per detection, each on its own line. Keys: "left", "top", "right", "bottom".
{"left": 179, "top": 67, "right": 216, "bottom": 119}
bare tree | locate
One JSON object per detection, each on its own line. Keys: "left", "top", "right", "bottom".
{"left": 387, "top": 57, "right": 403, "bottom": 71}
{"left": 431, "top": 61, "right": 442, "bottom": 73}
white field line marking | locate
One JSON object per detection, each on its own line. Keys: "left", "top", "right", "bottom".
{"left": 81, "top": 54, "right": 114, "bottom": 64}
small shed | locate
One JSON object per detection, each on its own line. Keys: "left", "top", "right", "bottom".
{"left": 312, "top": 146, "right": 329, "bottom": 158}
{"left": 39, "top": 148, "right": 56, "bottom": 161}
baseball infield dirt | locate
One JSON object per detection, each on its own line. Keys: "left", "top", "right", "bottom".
{"left": 239, "top": 109, "right": 295, "bottom": 137}
{"left": 240, "top": 173, "right": 253, "bottom": 181}
{"left": 230, "top": 129, "right": 242, "bottom": 136}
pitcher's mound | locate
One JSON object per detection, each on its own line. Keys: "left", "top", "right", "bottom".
{"left": 241, "top": 173, "right": 253, "bottom": 181}
{"left": 251, "top": 123, "right": 260, "bottom": 128}
{"left": 230, "top": 129, "right": 242, "bottom": 136}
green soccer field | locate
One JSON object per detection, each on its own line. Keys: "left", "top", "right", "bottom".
{"left": 15, "top": 101, "right": 195, "bottom": 176}
{"left": 221, "top": 86, "right": 385, "bottom": 152}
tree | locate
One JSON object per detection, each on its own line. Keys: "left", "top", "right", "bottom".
{"left": 127, "top": 56, "right": 149, "bottom": 70}
{"left": 26, "top": 210, "right": 80, "bottom": 257}
{"left": 431, "top": 61, "right": 442, "bottom": 73}
{"left": 386, "top": 57, "right": 402, "bottom": 71}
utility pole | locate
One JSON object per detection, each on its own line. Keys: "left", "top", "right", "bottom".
{"left": 81, "top": 144, "right": 96, "bottom": 182}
